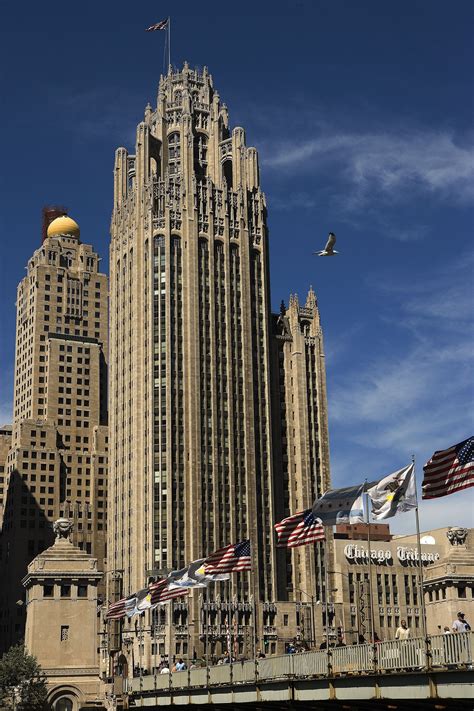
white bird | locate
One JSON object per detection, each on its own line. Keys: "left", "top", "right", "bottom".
{"left": 314, "top": 232, "right": 339, "bottom": 256}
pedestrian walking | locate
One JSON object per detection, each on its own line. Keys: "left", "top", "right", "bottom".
{"left": 395, "top": 619, "right": 410, "bottom": 640}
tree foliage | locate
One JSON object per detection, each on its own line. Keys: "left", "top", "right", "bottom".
{"left": 0, "top": 644, "right": 49, "bottom": 710}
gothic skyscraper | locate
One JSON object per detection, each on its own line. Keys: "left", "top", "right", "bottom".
{"left": 108, "top": 64, "right": 331, "bottom": 656}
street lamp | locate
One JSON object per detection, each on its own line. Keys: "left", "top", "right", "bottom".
{"left": 294, "top": 588, "right": 316, "bottom": 648}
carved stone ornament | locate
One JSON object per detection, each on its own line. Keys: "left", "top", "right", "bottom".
{"left": 53, "top": 518, "right": 73, "bottom": 541}
{"left": 447, "top": 527, "right": 468, "bottom": 546}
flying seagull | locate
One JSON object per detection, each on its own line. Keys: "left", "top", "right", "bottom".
{"left": 314, "top": 232, "right": 338, "bottom": 256}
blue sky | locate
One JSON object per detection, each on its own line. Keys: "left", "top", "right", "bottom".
{"left": 1, "top": 0, "right": 473, "bottom": 533}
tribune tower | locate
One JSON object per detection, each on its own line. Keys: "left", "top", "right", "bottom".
{"left": 109, "top": 64, "right": 331, "bottom": 656}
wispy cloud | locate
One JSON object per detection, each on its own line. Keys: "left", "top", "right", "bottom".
{"left": 257, "top": 113, "right": 474, "bottom": 228}
{"left": 263, "top": 130, "right": 474, "bottom": 205}
{"left": 328, "top": 255, "right": 474, "bottom": 460}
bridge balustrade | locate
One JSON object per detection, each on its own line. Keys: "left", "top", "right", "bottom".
{"left": 258, "top": 655, "right": 292, "bottom": 680}
{"left": 332, "top": 641, "right": 373, "bottom": 674}
{"left": 209, "top": 664, "right": 231, "bottom": 685}
{"left": 430, "top": 631, "right": 472, "bottom": 667}
{"left": 292, "top": 649, "right": 327, "bottom": 676}
{"left": 232, "top": 660, "right": 257, "bottom": 683}
{"left": 126, "top": 631, "right": 473, "bottom": 697}
{"left": 189, "top": 667, "right": 208, "bottom": 686}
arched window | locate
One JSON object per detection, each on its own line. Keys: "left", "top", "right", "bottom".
{"left": 301, "top": 320, "right": 311, "bottom": 336}
{"left": 168, "top": 132, "right": 180, "bottom": 175}
{"left": 149, "top": 134, "right": 162, "bottom": 178}
{"left": 222, "top": 159, "right": 233, "bottom": 188}
{"left": 194, "top": 133, "right": 208, "bottom": 178}
{"left": 54, "top": 698, "right": 73, "bottom": 711}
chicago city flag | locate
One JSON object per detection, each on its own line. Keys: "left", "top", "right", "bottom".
{"left": 422, "top": 437, "right": 474, "bottom": 499}
{"left": 274, "top": 509, "right": 325, "bottom": 548}
{"left": 367, "top": 463, "right": 417, "bottom": 520}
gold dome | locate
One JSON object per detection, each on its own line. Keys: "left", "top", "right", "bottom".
{"left": 47, "top": 215, "right": 80, "bottom": 240}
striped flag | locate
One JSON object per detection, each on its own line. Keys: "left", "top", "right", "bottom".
{"left": 106, "top": 594, "right": 137, "bottom": 620}
{"left": 422, "top": 437, "right": 474, "bottom": 499}
{"left": 149, "top": 578, "right": 189, "bottom": 605}
{"left": 145, "top": 19, "right": 169, "bottom": 32}
{"left": 204, "top": 540, "right": 252, "bottom": 574}
{"left": 274, "top": 509, "right": 325, "bottom": 548}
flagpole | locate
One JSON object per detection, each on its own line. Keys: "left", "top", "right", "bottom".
{"left": 168, "top": 17, "right": 171, "bottom": 70}
{"left": 203, "top": 589, "right": 209, "bottom": 682}
{"left": 364, "top": 486, "right": 376, "bottom": 647}
{"left": 324, "top": 538, "right": 331, "bottom": 675}
{"left": 412, "top": 454, "right": 428, "bottom": 644}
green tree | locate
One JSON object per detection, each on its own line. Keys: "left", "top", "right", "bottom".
{"left": 0, "top": 644, "right": 49, "bottom": 710}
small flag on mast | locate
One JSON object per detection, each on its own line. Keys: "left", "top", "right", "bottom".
{"left": 274, "top": 509, "right": 325, "bottom": 548}
{"left": 422, "top": 437, "right": 474, "bottom": 499}
{"left": 146, "top": 18, "right": 169, "bottom": 32}
{"left": 204, "top": 540, "right": 251, "bottom": 574}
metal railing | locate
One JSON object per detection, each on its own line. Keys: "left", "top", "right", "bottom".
{"left": 126, "top": 631, "right": 473, "bottom": 696}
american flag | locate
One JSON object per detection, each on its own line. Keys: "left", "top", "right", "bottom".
{"left": 274, "top": 509, "right": 325, "bottom": 548}
{"left": 149, "top": 578, "right": 189, "bottom": 605}
{"left": 145, "top": 18, "right": 169, "bottom": 32}
{"left": 106, "top": 594, "right": 137, "bottom": 620}
{"left": 204, "top": 540, "right": 252, "bottom": 574}
{"left": 422, "top": 437, "right": 474, "bottom": 499}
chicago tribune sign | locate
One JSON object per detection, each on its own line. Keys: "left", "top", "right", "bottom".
{"left": 344, "top": 544, "right": 440, "bottom": 566}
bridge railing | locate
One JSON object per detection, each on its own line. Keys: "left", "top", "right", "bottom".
{"left": 126, "top": 631, "right": 473, "bottom": 695}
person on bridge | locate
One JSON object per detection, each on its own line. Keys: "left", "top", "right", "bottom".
{"left": 452, "top": 612, "right": 471, "bottom": 632}
{"left": 395, "top": 619, "right": 410, "bottom": 640}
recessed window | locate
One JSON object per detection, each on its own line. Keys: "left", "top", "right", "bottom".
{"left": 43, "top": 584, "right": 54, "bottom": 597}
{"left": 60, "top": 585, "right": 71, "bottom": 598}
{"left": 77, "top": 584, "right": 88, "bottom": 598}
{"left": 60, "top": 626, "right": 69, "bottom": 642}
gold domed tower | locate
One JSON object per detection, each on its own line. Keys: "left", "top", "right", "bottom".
{"left": 46, "top": 214, "right": 81, "bottom": 241}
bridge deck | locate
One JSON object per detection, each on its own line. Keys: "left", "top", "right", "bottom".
{"left": 127, "top": 632, "right": 474, "bottom": 707}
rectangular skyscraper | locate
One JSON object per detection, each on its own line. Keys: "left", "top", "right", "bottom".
{"left": 0, "top": 213, "right": 108, "bottom": 652}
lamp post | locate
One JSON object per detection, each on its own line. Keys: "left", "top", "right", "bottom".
{"left": 294, "top": 588, "right": 316, "bottom": 648}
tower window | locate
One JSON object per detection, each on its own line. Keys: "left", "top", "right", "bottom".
{"left": 194, "top": 133, "right": 208, "bottom": 177}
{"left": 223, "top": 159, "right": 233, "bottom": 188}
{"left": 60, "top": 626, "right": 69, "bottom": 641}
{"left": 168, "top": 132, "right": 181, "bottom": 175}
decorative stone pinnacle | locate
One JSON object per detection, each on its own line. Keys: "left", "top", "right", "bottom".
{"left": 446, "top": 527, "right": 468, "bottom": 546}
{"left": 53, "top": 518, "right": 73, "bottom": 541}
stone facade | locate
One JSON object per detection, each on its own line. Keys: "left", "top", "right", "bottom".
{"left": 0, "top": 425, "right": 12, "bottom": 527}
{"left": 0, "top": 215, "right": 109, "bottom": 653}
{"left": 22, "top": 519, "right": 106, "bottom": 711}
{"left": 107, "top": 63, "right": 331, "bottom": 667}
{"left": 331, "top": 524, "right": 474, "bottom": 643}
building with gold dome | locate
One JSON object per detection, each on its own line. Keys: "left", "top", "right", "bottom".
{"left": 0, "top": 211, "right": 109, "bottom": 653}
